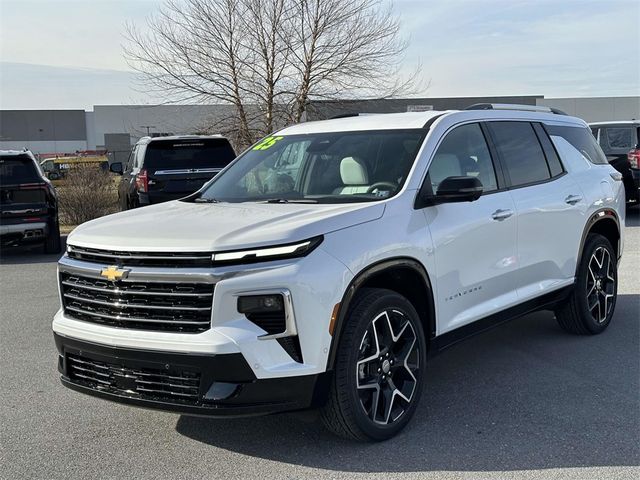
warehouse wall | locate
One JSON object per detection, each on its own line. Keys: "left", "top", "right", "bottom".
{"left": 3, "top": 97, "right": 639, "bottom": 156}
{"left": 306, "top": 96, "right": 543, "bottom": 120}
{"left": 537, "top": 97, "right": 640, "bottom": 122}
{"left": 0, "top": 109, "right": 88, "bottom": 154}
{"left": 92, "top": 104, "right": 238, "bottom": 147}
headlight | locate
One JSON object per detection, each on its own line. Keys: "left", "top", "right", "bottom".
{"left": 211, "top": 236, "right": 322, "bottom": 265}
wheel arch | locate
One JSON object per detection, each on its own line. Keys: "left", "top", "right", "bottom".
{"left": 326, "top": 257, "right": 436, "bottom": 371}
{"left": 578, "top": 208, "right": 621, "bottom": 269}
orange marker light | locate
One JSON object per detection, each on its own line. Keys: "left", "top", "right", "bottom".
{"left": 329, "top": 303, "right": 340, "bottom": 336}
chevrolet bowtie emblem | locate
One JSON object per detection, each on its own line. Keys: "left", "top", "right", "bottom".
{"left": 100, "top": 265, "right": 129, "bottom": 282}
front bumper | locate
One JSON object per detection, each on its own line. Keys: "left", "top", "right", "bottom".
{"left": 55, "top": 332, "right": 328, "bottom": 417}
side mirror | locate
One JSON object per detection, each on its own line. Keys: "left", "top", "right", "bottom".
{"left": 435, "top": 176, "right": 483, "bottom": 203}
{"left": 109, "top": 162, "right": 123, "bottom": 175}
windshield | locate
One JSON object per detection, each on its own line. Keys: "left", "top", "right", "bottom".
{"left": 195, "top": 129, "right": 426, "bottom": 203}
{"left": 145, "top": 139, "right": 236, "bottom": 170}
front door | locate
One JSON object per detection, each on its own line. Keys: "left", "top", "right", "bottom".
{"left": 421, "top": 122, "right": 519, "bottom": 335}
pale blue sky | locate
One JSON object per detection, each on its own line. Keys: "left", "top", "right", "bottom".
{"left": 1, "top": 0, "right": 638, "bottom": 109}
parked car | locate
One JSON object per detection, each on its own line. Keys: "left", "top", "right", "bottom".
{"left": 53, "top": 105, "right": 624, "bottom": 441}
{"left": 1, "top": 150, "right": 61, "bottom": 253}
{"left": 589, "top": 120, "right": 640, "bottom": 205}
{"left": 110, "top": 135, "right": 236, "bottom": 210}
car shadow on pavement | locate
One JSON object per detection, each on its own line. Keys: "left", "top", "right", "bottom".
{"left": 0, "top": 236, "right": 67, "bottom": 265}
{"left": 176, "top": 294, "right": 639, "bottom": 473}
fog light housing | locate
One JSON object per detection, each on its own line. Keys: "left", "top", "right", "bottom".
{"left": 237, "top": 294, "right": 284, "bottom": 314}
{"left": 237, "top": 290, "right": 303, "bottom": 363}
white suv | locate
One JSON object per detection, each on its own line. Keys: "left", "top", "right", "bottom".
{"left": 52, "top": 105, "right": 625, "bottom": 441}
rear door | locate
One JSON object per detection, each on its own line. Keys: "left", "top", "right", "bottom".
{"left": 486, "top": 121, "right": 587, "bottom": 301}
{"left": 144, "top": 138, "right": 236, "bottom": 198}
{"left": 422, "top": 122, "right": 519, "bottom": 334}
{"left": 0, "top": 155, "right": 50, "bottom": 223}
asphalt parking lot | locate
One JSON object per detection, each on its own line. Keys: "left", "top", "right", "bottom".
{"left": 1, "top": 211, "right": 638, "bottom": 480}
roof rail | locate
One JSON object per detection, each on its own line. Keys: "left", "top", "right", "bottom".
{"left": 465, "top": 103, "right": 568, "bottom": 115}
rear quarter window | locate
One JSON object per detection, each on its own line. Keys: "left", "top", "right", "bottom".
{"left": 0, "top": 156, "right": 40, "bottom": 183}
{"left": 546, "top": 125, "right": 609, "bottom": 165}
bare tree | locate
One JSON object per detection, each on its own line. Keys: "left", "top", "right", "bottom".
{"left": 124, "top": 0, "right": 419, "bottom": 148}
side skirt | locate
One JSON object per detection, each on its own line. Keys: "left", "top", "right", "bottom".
{"left": 429, "top": 285, "right": 573, "bottom": 357}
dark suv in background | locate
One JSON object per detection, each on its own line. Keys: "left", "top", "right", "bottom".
{"left": 111, "top": 135, "right": 236, "bottom": 210}
{"left": 590, "top": 121, "right": 640, "bottom": 205}
{"left": 0, "top": 150, "right": 61, "bottom": 253}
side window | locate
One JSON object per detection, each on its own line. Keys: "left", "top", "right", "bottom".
{"left": 273, "top": 141, "right": 310, "bottom": 184}
{"left": 134, "top": 144, "right": 146, "bottom": 169}
{"left": 546, "top": 125, "right": 609, "bottom": 164}
{"left": 428, "top": 123, "right": 498, "bottom": 193}
{"left": 125, "top": 146, "right": 137, "bottom": 171}
{"left": 533, "top": 123, "right": 564, "bottom": 177}
{"left": 488, "top": 122, "right": 550, "bottom": 187}
{"left": 236, "top": 140, "right": 310, "bottom": 195}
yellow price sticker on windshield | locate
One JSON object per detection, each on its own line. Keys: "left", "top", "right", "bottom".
{"left": 253, "top": 136, "right": 284, "bottom": 150}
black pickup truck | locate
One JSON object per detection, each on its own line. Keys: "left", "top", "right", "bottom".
{"left": 0, "top": 150, "right": 61, "bottom": 253}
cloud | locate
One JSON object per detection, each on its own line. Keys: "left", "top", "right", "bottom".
{"left": 0, "top": 0, "right": 637, "bottom": 108}
{"left": 0, "top": 62, "right": 150, "bottom": 110}
{"left": 396, "top": 0, "right": 639, "bottom": 97}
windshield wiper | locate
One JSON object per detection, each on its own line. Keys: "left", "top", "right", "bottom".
{"left": 264, "top": 198, "right": 318, "bottom": 204}
{"left": 194, "top": 197, "right": 219, "bottom": 203}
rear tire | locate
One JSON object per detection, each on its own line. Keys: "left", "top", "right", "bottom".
{"left": 44, "top": 217, "right": 62, "bottom": 254}
{"left": 321, "top": 288, "right": 427, "bottom": 441}
{"left": 555, "top": 234, "right": 617, "bottom": 334}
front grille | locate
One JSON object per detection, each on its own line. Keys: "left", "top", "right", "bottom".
{"left": 60, "top": 272, "right": 213, "bottom": 332}
{"left": 67, "top": 354, "right": 201, "bottom": 403}
{"left": 67, "top": 245, "right": 212, "bottom": 267}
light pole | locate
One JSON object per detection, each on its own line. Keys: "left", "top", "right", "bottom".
{"left": 140, "top": 125, "right": 156, "bottom": 136}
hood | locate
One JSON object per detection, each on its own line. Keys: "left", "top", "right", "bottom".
{"left": 68, "top": 200, "right": 385, "bottom": 252}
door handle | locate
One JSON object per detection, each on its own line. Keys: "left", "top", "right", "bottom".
{"left": 491, "top": 209, "right": 513, "bottom": 221}
{"left": 565, "top": 194, "right": 582, "bottom": 205}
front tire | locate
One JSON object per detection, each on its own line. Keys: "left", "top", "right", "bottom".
{"left": 321, "top": 288, "right": 427, "bottom": 441}
{"left": 555, "top": 234, "right": 618, "bottom": 334}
